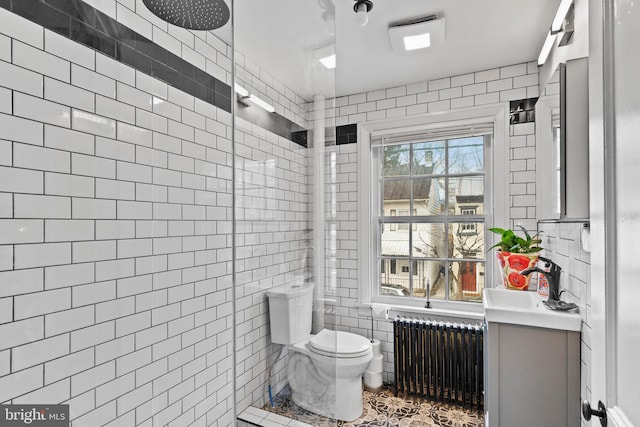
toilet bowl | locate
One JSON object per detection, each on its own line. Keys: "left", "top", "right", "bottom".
{"left": 266, "top": 282, "right": 373, "bottom": 421}
{"left": 287, "top": 329, "right": 373, "bottom": 421}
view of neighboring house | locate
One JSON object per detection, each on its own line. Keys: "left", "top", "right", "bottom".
{"left": 379, "top": 137, "right": 486, "bottom": 302}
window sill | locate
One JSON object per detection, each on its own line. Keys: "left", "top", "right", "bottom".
{"left": 358, "top": 301, "right": 484, "bottom": 322}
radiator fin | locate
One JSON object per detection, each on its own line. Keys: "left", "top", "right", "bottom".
{"left": 393, "top": 319, "right": 483, "bottom": 409}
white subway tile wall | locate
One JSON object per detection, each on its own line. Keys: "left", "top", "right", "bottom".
{"left": 234, "top": 117, "right": 310, "bottom": 413}
{"left": 315, "top": 62, "right": 541, "bottom": 383}
{"left": 234, "top": 53, "right": 306, "bottom": 129}
{"left": 0, "top": 2, "right": 235, "bottom": 426}
{"left": 538, "top": 222, "right": 591, "bottom": 427}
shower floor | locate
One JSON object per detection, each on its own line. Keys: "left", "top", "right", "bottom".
{"left": 262, "top": 385, "right": 485, "bottom": 427}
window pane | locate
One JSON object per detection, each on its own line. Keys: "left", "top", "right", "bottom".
{"left": 384, "top": 144, "right": 410, "bottom": 176}
{"left": 448, "top": 136, "right": 484, "bottom": 174}
{"left": 412, "top": 177, "right": 444, "bottom": 216}
{"left": 412, "top": 141, "right": 445, "bottom": 175}
{"left": 381, "top": 226, "right": 409, "bottom": 257}
{"left": 448, "top": 176, "right": 484, "bottom": 215}
{"left": 412, "top": 223, "right": 446, "bottom": 258}
{"left": 380, "top": 258, "right": 410, "bottom": 297}
{"left": 384, "top": 179, "right": 412, "bottom": 210}
{"left": 450, "top": 222, "right": 485, "bottom": 259}
{"left": 412, "top": 259, "right": 445, "bottom": 299}
{"left": 449, "top": 261, "right": 485, "bottom": 302}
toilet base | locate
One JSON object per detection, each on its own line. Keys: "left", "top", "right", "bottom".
{"left": 287, "top": 352, "right": 365, "bottom": 422}
{"left": 290, "top": 376, "right": 364, "bottom": 422}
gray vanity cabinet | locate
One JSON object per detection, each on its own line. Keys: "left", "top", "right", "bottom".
{"left": 484, "top": 321, "right": 580, "bottom": 427}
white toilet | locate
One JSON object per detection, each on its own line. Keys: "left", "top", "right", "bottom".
{"left": 266, "top": 281, "right": 373, "bottom": 422}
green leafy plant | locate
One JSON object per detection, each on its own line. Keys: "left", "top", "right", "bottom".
{"left": 488, "top": 225, "right": 543, "bottom": 253}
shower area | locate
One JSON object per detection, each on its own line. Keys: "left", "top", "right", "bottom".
{"left": 232, "top": 0, "right": 345, "bottom": 423}
{"left": 0, "top": 0, "right": 348, "bottom": 424}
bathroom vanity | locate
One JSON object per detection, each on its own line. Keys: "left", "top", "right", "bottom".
{"left": 483, "top": 289, "right": 581, "bottom": 427}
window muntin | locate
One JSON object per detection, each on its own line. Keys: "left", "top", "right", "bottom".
{"left": 376, "top": 135, "right": 488, "bottom": 303}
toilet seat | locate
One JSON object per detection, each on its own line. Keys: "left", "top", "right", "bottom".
{"left": 308, "top": 329, "right": 372, "bottom": 358}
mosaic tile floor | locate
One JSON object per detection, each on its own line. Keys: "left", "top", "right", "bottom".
{"left": 262, "top": 386, "right": 485, "bottom": 427}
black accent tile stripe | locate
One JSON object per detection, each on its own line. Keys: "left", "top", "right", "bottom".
{"left": 336, "top": 123, "right": 357, "bottom": 145}
{"left": 235, "top": 98, "right": 307, "bottom": 148}
{"left": 0, "top": 0, "right": 232, "bottom": 113}
{"left": 291, "top": 130, "right": 308, "bottom": 148}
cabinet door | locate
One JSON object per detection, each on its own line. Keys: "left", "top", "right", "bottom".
{"left": 536, "top": 58, "right": 589, "bottom": 221}
{"left": 564, "top": 57, "right": 589, "bottom": 219}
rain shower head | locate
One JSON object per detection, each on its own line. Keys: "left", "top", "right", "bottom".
{"left": 142, "top": 0, "right": 230, "bottom": 30}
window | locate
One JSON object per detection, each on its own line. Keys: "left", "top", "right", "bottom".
{"left": 358, "top": 106, "right": 507, "bottom": 311}
{"left": 375, "top": 134, "right": 489, "bottom": 304}
{"left": 460, "top": 207, "right": 477, "bottom": 233}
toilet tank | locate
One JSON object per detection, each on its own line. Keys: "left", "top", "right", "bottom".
{"left": 266, "top": 280, "right": 314, "bottom": 345}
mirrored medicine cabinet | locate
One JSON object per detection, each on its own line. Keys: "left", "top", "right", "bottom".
{"left": 536, "top": 57, "right": 589, "bottom": 220}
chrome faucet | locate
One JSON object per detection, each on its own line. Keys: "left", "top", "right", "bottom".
{"left": 519, "top": 256, "right": 562, "bottom": 302}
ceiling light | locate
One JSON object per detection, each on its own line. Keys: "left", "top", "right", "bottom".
{"left": 248, "top": 94, "right": 275, "bottom": 113}
{"left": 403, "top": 33, "right": 431, "bottom": 51}
{"left": 388, "top": 15, "right": 445, "bottom": 53}
{"left": 551, "top": 0, "right": 574, "bottom": 33}
{"left": 537, "top": 31, "right": 556, "bottom": 66}
{"left": 353, "top": 0, "right": 373, "bottom": 27}
{"left": 319, "top": 54, "right": 336, "bottom": 69}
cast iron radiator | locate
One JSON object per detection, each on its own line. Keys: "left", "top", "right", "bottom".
{"left": 393, "top": 318, "right": 484, "bottom": 409}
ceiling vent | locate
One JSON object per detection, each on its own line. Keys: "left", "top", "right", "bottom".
{"left": 388, "top": 15, "right": 445, "bottom": 53}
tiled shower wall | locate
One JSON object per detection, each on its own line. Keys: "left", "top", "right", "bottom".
{"left": 0, "top": 3, "right": 237, "bottom": 426}
{"left": 234, "top": 52, "right": 306, "bottom": 129}
{"left": 318, "top": 61, "right": 542, "bottom": 383}
{"left": 234, "top": 117, "right": 310, "bottom": 412}
{"left": 537, "top": 221, "right": 591, "bottom": 427}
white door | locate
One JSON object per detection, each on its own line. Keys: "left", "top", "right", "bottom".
{"left": 587, "top": 0, "right": 640, "bottom": 426}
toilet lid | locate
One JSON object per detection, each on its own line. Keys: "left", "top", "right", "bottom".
{"left": 308, "top": 329, "right": 371, "bottom": 357}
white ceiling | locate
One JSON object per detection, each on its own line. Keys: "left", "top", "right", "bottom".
{"left": 225, "top": 0, "right": 561, "bottom": 101}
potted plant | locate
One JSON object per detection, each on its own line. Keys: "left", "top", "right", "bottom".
{"left": 489, "top": 225, "right": 543, "bottom": 290}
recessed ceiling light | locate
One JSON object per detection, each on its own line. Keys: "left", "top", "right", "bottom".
{"left": 319, "top": 54, "right": 336, "bottom": 69}
{"left": 403, "top": 33, "right": 431, "bottom": 51}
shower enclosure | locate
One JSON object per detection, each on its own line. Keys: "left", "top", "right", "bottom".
{"left": 232, "top": 0, "right": 340, "bottom": 422}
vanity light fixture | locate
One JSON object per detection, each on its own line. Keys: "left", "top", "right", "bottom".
{"left": 537, "top": 31, "right": 556, "bottom": 66}
{"left": 537, "top": 0, "right": 574, "bottom": 66}
{"left": 234, "top": 84, "right": 275, "bottom": 113}
{"left": 388, "top": 15, "right": 444, "bottom": 53}
{"left": 551, "top": 0, "right": 574, "bottom": 33}
{"left": 353, "top": 0, "right": 373, "bottom": 27}
{"left": 319, "top": 54, "right": 336, "bottom": 69}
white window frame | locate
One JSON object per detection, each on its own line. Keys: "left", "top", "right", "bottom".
{"left": 357, "top": 105, "right": 509, "bottom": 313}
